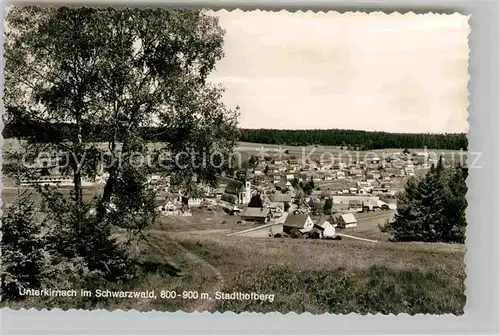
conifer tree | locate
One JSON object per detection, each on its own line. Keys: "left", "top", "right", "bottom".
{"left": 248, "top": 194, "right": 263, "bottom": 208}
{"left": 383, "top": 162, "right": 467, "bottom": 243}
{"left": 1, "top": 194, "right": 46, "bottom": 300}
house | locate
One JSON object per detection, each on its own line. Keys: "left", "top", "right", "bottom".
{"left": 253, "top": 169, "right": 263, "bottom": 176}
{"left": 162, "top": 201, "right": 177, "bottom": 213}
{"left": 362, "top": 199, "right": 380, "bottom": 211}
{"left": 338, "top": 213, "right": 357, "bottom": 228}
{"left": 269, "top": 192, "right": 292, "bottom": 210}
{"left": 240, "top": 207, "right": 272, "bottom": 223}
{"left": 314, "top": 218, "right": 336, "bottom": 238}
{"left": 188, "top": 198, "right": 203, "bottom": 207}
{"left": 283, "top": 214, "right": 314, "bottom": 235}
{"left": 332, "top": 195, "right": 380, "bottom": 205}
{"left": 275, "top": 179, "right": 292, "bottom": 191}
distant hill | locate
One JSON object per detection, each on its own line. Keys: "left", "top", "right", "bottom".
{"left": 238, "top": 128, "right": 467, "bottom": 150}
{"left": 2, "top": 123, "right": 467, "bottom": 150}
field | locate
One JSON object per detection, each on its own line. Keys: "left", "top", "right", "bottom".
{"left": 3, "top": 138, "right": 468, "bottom": 164}
{"left": 7, "top": 228, "right": 465, "bottom": 314}
{"left": 236, "top": 141, "right": 468, "bottom": 162}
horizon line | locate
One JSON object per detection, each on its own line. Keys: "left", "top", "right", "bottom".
{"left": 238, "top": 127, "right": 468, "bottom": 136}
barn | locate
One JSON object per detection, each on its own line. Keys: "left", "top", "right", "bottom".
{"left": 338, "top": 213, "right": 357, "bottom": 228}
{"left": 240, "top": 207, "right": 272, "bottom": 224}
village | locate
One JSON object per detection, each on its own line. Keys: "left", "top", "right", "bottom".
{"left": 3, "top": 143, "right": 457, "bottom": 244}
{"left": 145, "top": 146, "right": 448, "bottom": 241}
{"left": 6, "top": 141, "right": 458, "bottom": 243}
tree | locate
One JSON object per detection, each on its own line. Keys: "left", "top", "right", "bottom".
{"left": 294, "top": 188, "right": 305, "bottom": 205}
{"left": 436, "top": 155, "right": 444, "bottom": 174}
{"left": 323, "top": 198, "right": 333, "bottom": 215}
{"left": 440, "top": 164, "right": 468, "bottom": 243}
{"left": 308, "top": 200, "right": 322, "bottom": 216}
{"left": 5, "top": 6, "right": 238, "bottom": 212}
{"left": 381, "top": 163, "right": 467, "bottom": 243}
{"left": 300, "top": 181, "right": 313, "bottom": 195}
{"left": 4, "top": 7, "right": 239, "bottom": 283}
{"left": 1, "top": 193, "right": 46, "bottom": 300}
{"left": 248, "top": 194, "right": 263, "bottom": 208}
{"left": 248, "top": 155, "right": 258, "bottom": 166}
{"left": 264, "top": 165, "right": 269, "bottom": 175}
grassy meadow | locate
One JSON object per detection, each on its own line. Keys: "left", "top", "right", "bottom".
{"left": 6, "top": 229, "right": 465, "bottom": 315}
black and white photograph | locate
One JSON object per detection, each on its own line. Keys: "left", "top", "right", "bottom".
{"left": 1, "top": 7, "right": 470, "bottom": 315}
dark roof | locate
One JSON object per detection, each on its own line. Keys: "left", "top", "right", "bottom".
{"left": 313, "top": 224, "right": 325, "bottom": 231}
{"left": 276, "top": 180, "right": 288, "bottom": 189}
{"left": 241, "top": 207, "right": 271, "bottom": 218}
{"left": 315, "top": 215, "right": 329, "bottom": 227}
{"left": 284, "top": 214, "right": 310, "bottom": 228}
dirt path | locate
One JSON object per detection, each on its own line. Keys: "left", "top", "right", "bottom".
{"left": 170, "top": 240, "right": 225, "bottom": 313}
{"left": 225, "top": 222, "right": 275, "bottom": 237}
{"left": 141, "top": 230, "right": 225, "bottom": 312}
{"left": 336, "top": 233, "right": 379, "bottom": 243}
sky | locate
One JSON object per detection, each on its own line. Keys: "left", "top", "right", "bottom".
{"left": 207, "top": 10, "right": 470, "bottom": 134}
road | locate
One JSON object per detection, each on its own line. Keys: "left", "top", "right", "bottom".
{"left": 226, "top": 211, "right": 289, "bottom": 237}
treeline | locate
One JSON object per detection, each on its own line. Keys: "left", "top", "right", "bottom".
{"left": 380, "top": 158, "right": 468, "bottom": 243}
{"left": 4, "top": 123, "right": 467, "bottom": 150}
{"left": 239, "top": 128, "right": 468, "bottom": 150}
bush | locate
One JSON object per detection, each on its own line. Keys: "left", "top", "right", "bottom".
{"left": 288, "top": 228, "right": 302, "bottom": 239}
{"left": 308, "top": 231, "right": 321, "bottom": 240}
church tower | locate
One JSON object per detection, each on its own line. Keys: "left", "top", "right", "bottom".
{"left": 244, "top": 181, "right": 251, "bottom": 204}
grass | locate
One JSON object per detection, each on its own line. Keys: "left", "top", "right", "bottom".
{"left": 3, "top": 230, "right": 465, "bottom": 314}
{"left": 4, "top": 138, "right": 467, "bottom": 162}
{"left": 151, "top": 211, "right": 257, "bottom": 234}
{"left": 168, "top": 233, "right": 465, "bottom": 314}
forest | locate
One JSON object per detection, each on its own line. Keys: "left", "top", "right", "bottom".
{"left": 3, "top": 123, "right": 468, "bottom": 150}
{"left": 238, "top": 128, "right": 468, "bottom": 150}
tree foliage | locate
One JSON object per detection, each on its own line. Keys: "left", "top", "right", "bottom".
{"left": 323, "top": 198, "right": 333, "bottom": 215}
{"left": 237, "top": 129, "right": 467, "bottom": 150}
{"left": 248, "top": 194, "right": 263, "bottom": 208}
{"left": 382, "top": 157, "right": 468, "bottom": 243}
{"left": 5, "top": 6, "right": 238, "bottom": 211}
{"left": 1, "top": 193, "right": 45, "bottom": 300}
{"left": 3, "top": 6, "right": 238, "bottom": 293}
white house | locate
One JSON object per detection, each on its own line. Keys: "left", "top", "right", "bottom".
{"left": 162, "top": 201, "right": 177, "bottom": 213}
{"left": 314, "top": 218, "right": 336, "bottom": 238}
{"left": 283, "top": 214, "right": 314, "bottom": 235}
{"left": 339, "top": 213, "right": 357, "bottom": 228}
